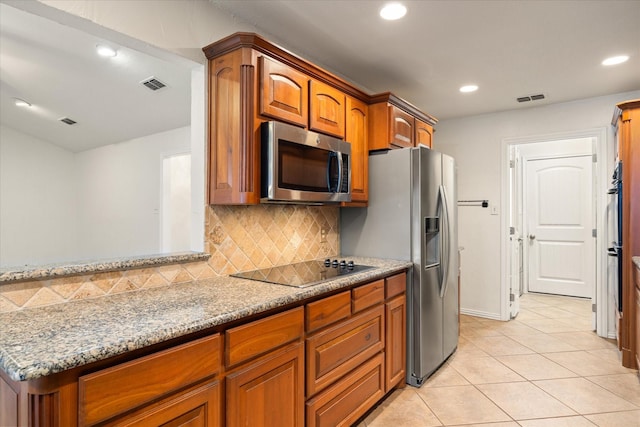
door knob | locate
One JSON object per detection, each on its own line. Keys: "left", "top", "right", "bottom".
{"left": 528, "top": 234, "right": 536, "bottom": 240}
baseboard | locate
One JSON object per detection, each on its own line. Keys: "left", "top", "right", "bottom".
{"left": 460, "top": 308, "right": 503, "bottom": 321}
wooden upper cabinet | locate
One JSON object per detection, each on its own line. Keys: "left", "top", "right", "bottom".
{"left": 390, "top": 106, "right": 415, "bottom": 148}
{"left": 369, "top": 103, "right": 415, "bottom": 150}
{"left": 208, "top": 49, "right": 260, "bottom": 205}
{"left": 415, "top": 118, "right": 433, "bottom": 148}
{"left": 260, "top": 56, "right": 309, "bottom": 127}
{"left": 310, "top": 80, "right": 346, "bottom": 138}
{"left": 344, "top": 96, "right": 369, "bottom": 205}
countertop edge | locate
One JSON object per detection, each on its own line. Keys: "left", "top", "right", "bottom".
{"left": 0, "top": 252, "right": 211, "bottom": 283}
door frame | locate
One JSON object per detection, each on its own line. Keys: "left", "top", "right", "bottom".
{"left": 500, "top": 127, "right": 609, "bottom": 337}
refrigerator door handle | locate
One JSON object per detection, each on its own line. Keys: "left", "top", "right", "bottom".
{"left": 439, "top": 184, "right": 450, "bottom": 298}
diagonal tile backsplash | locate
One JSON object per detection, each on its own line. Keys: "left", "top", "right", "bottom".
{"left": 0, "top": 204, "right": 340, "bottom": 311}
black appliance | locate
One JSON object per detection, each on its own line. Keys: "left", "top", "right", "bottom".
{"left": 232, "top": 259, "right": 372, "bottom": 287}
{"left": 607, "top": 161, "right": 623, "bottom": 310}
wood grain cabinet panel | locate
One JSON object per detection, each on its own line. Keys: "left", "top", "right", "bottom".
{"left": 104, "top": 382, "right": 221, "bottom": 427}
{"left": 306, "top": 305, "right": 384, "bottom": 397}
{"left": 390, "top": 106, "right": 415, "bottom": 148}
{"left": 385, "top": 273, "right": 406, "bottom": 299}
{"left": 260, "top": 56, "right": 308, "bottom": 127}
{"left": 305, "top": 353, "right": 384, "bottom": 427}
{"left": 385, "top": 294, "right": 406, "bottom": 392}
{"left": 306, "top": 291, "right": 351, "bottom": 333}
{"left": 344, "top": 96, "right": 369, "bottom": 206}
{"left": 79, "top": 335, "right": 221, "bottom": 426}
{"left": 226, "top": 343, "right": 305, "bottom": 427}
{"left": 310, "top": 80, "right": 346, "bottom": 138}
{"left": 351, "top": 280, "right": 384, "bottom": 313}
{"left": 226, "top": 307, "right": 304, "bottom": 368}
{"left": 635, "top": 265, "right": 640, "bottom": 369}
{"left": 208, "top": 49, "right": 259, "bottom": 204}
{"left": 368, "top": 103, "right": 415, "bottom": 150}
{"left": 415, "top": 118, "right": 433, "bottom": 148}
{"left": 613, "top": 99, "right": 640, "bottom": 369}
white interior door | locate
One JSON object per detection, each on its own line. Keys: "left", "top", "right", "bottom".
{"left": 526, "top": 155, "right": 594, "bottom": 298}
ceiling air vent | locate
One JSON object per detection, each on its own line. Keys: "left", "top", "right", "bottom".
{"left": 140, "top": 77, "right": 166, "bottom": 91}
{"left": 59, "top": 117, "right": 77, "bottom": 125}
{"left": 517, "top": 93, "right": 545, "bottom": 103}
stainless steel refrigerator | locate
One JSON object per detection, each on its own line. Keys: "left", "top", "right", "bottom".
{"left": 340, "top": 146, "right": 458, "bottom": 387}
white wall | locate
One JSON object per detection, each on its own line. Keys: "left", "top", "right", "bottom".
{"left": 0, "top": 125, "right": 78, "bottom": 266}
{"left": 434, "top": 90, "right": 640, "bottom": 319}
{"left": 0, "top": 125, "right": 190, "bottom": 266}
{"left": 75, "top": 126, "right": 191, "bottom": 259}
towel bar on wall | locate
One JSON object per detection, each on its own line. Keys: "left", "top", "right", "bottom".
{"left": 457, "top": 199, "right": 489, "bottom": 208}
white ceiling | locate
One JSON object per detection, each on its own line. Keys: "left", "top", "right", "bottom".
{"left": 0, "top": 3, "right": 192, "bottom": 152}
{"left": 210, "top": 0, "right": 640, "bottom": 121}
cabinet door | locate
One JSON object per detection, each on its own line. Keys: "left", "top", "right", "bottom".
{"left": 344, "top": 96, "right": 368, "bottom": 205}
{"left": 227, "top": 343, "right": 305, "bottom": 427}
{"left": 415, "top": 118, "right": 433, "bottom": 148}
{"left": 389, "top": 106, "right": 414, "bottom": 148}
{"left": 208, "top": 50, "right": 259, "bottom": 204}
{"left": 260, "top": 56, "right": 308, "bottom": 127}
{"left": 310, "top": 80, "right": 345, "bottom": 138}
{"left": 109, "top": 382, "right": 221, "bottom": 427}
{"left": 385, "top": 294, "right": 406, "bottom": 391}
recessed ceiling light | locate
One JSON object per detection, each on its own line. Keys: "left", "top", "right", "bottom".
{"left": 14, "top": 98, "right": 32, "bottom": 107}
{"left": 96, "top": 44, "right": 117, "bottom": 58}
{"left": 380, "top": 2, "right": 407, "bottom": 20}
{"left": 602, "top": 55, "right": 629, "bottom": 66}
{"left": 459, "top": 85, "right": 478, "bottom": 93}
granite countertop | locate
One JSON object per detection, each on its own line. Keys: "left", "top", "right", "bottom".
{"left": 0, "top": 257, "right": 411, "bottom": 382}
{"left": 633, "top": 256, "right": 640, "bottom": 270}
{"left": 0, "top": 252, "right": 211, "bottom": 283}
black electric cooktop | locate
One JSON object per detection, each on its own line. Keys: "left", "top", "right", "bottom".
{"left": 232, "top": 259, "right": 373, "bottom": 288}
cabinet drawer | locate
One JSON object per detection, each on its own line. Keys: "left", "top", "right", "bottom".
{"left": 226, "top": 307, "right": 304, "bottom": 367}
{"left": 385, "top": 273, "right": 406, "bottom": 299}
{"left": 103, "top": 381, "right": 221, "bottom": 427}
{"left": 306, "top": 305, "right": 384, "bottom": 396}
{"left": 79, "top": 334, "right": 221, "bottom": 426}
{"left": 306, "top": 353, "right": 385, "bottom": 427}
{"left": 352, "top": 280, "right": 384, "bottom": 313}
{"left": 306, "top": 291, "right": 351, "bottom": 333}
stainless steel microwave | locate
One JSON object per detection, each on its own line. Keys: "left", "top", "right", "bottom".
{"left": 261, "top": 121, "right": 351, "bottom": 204}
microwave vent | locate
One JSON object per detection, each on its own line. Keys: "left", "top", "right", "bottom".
{"left": 141, "top": 77, "right": 166, "bottom": 91}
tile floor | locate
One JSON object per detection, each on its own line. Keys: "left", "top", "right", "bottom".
{"left": 357, "top": 292, "right": 640, "bottom": 426}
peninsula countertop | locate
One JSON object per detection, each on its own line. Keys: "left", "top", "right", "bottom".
{"left": 0, "top": 257, "right": 411, "bottom": 382}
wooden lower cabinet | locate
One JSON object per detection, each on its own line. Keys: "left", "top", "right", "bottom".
{"left": 306, "top": 353, "right": 385, "bottom": 427}
{"left": 226, "top": 343, "right": 305, "bottom": 427}
{"left": 635, "top": 264, "right": 640, "bottom": 369}
{"left": 385, "top": 294, "right": 406, "bottom": 391}
{"left": 2, "top": 271, "right": 407, "bottom": 427}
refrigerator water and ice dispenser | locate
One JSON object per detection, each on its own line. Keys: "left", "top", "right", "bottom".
{"left": 424, "top": 217, "right": 440, "bottom": 269}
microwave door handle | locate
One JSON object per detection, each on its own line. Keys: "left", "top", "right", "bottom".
{"left": 327, "top": 152, "right": 335, "bottom": 191}
{"left": 336, "top": 151, "right": 344, "bottom": 193}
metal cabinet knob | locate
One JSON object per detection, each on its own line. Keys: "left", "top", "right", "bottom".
{"left": 528, "top": 234, "right": 536, "bottom": 240}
